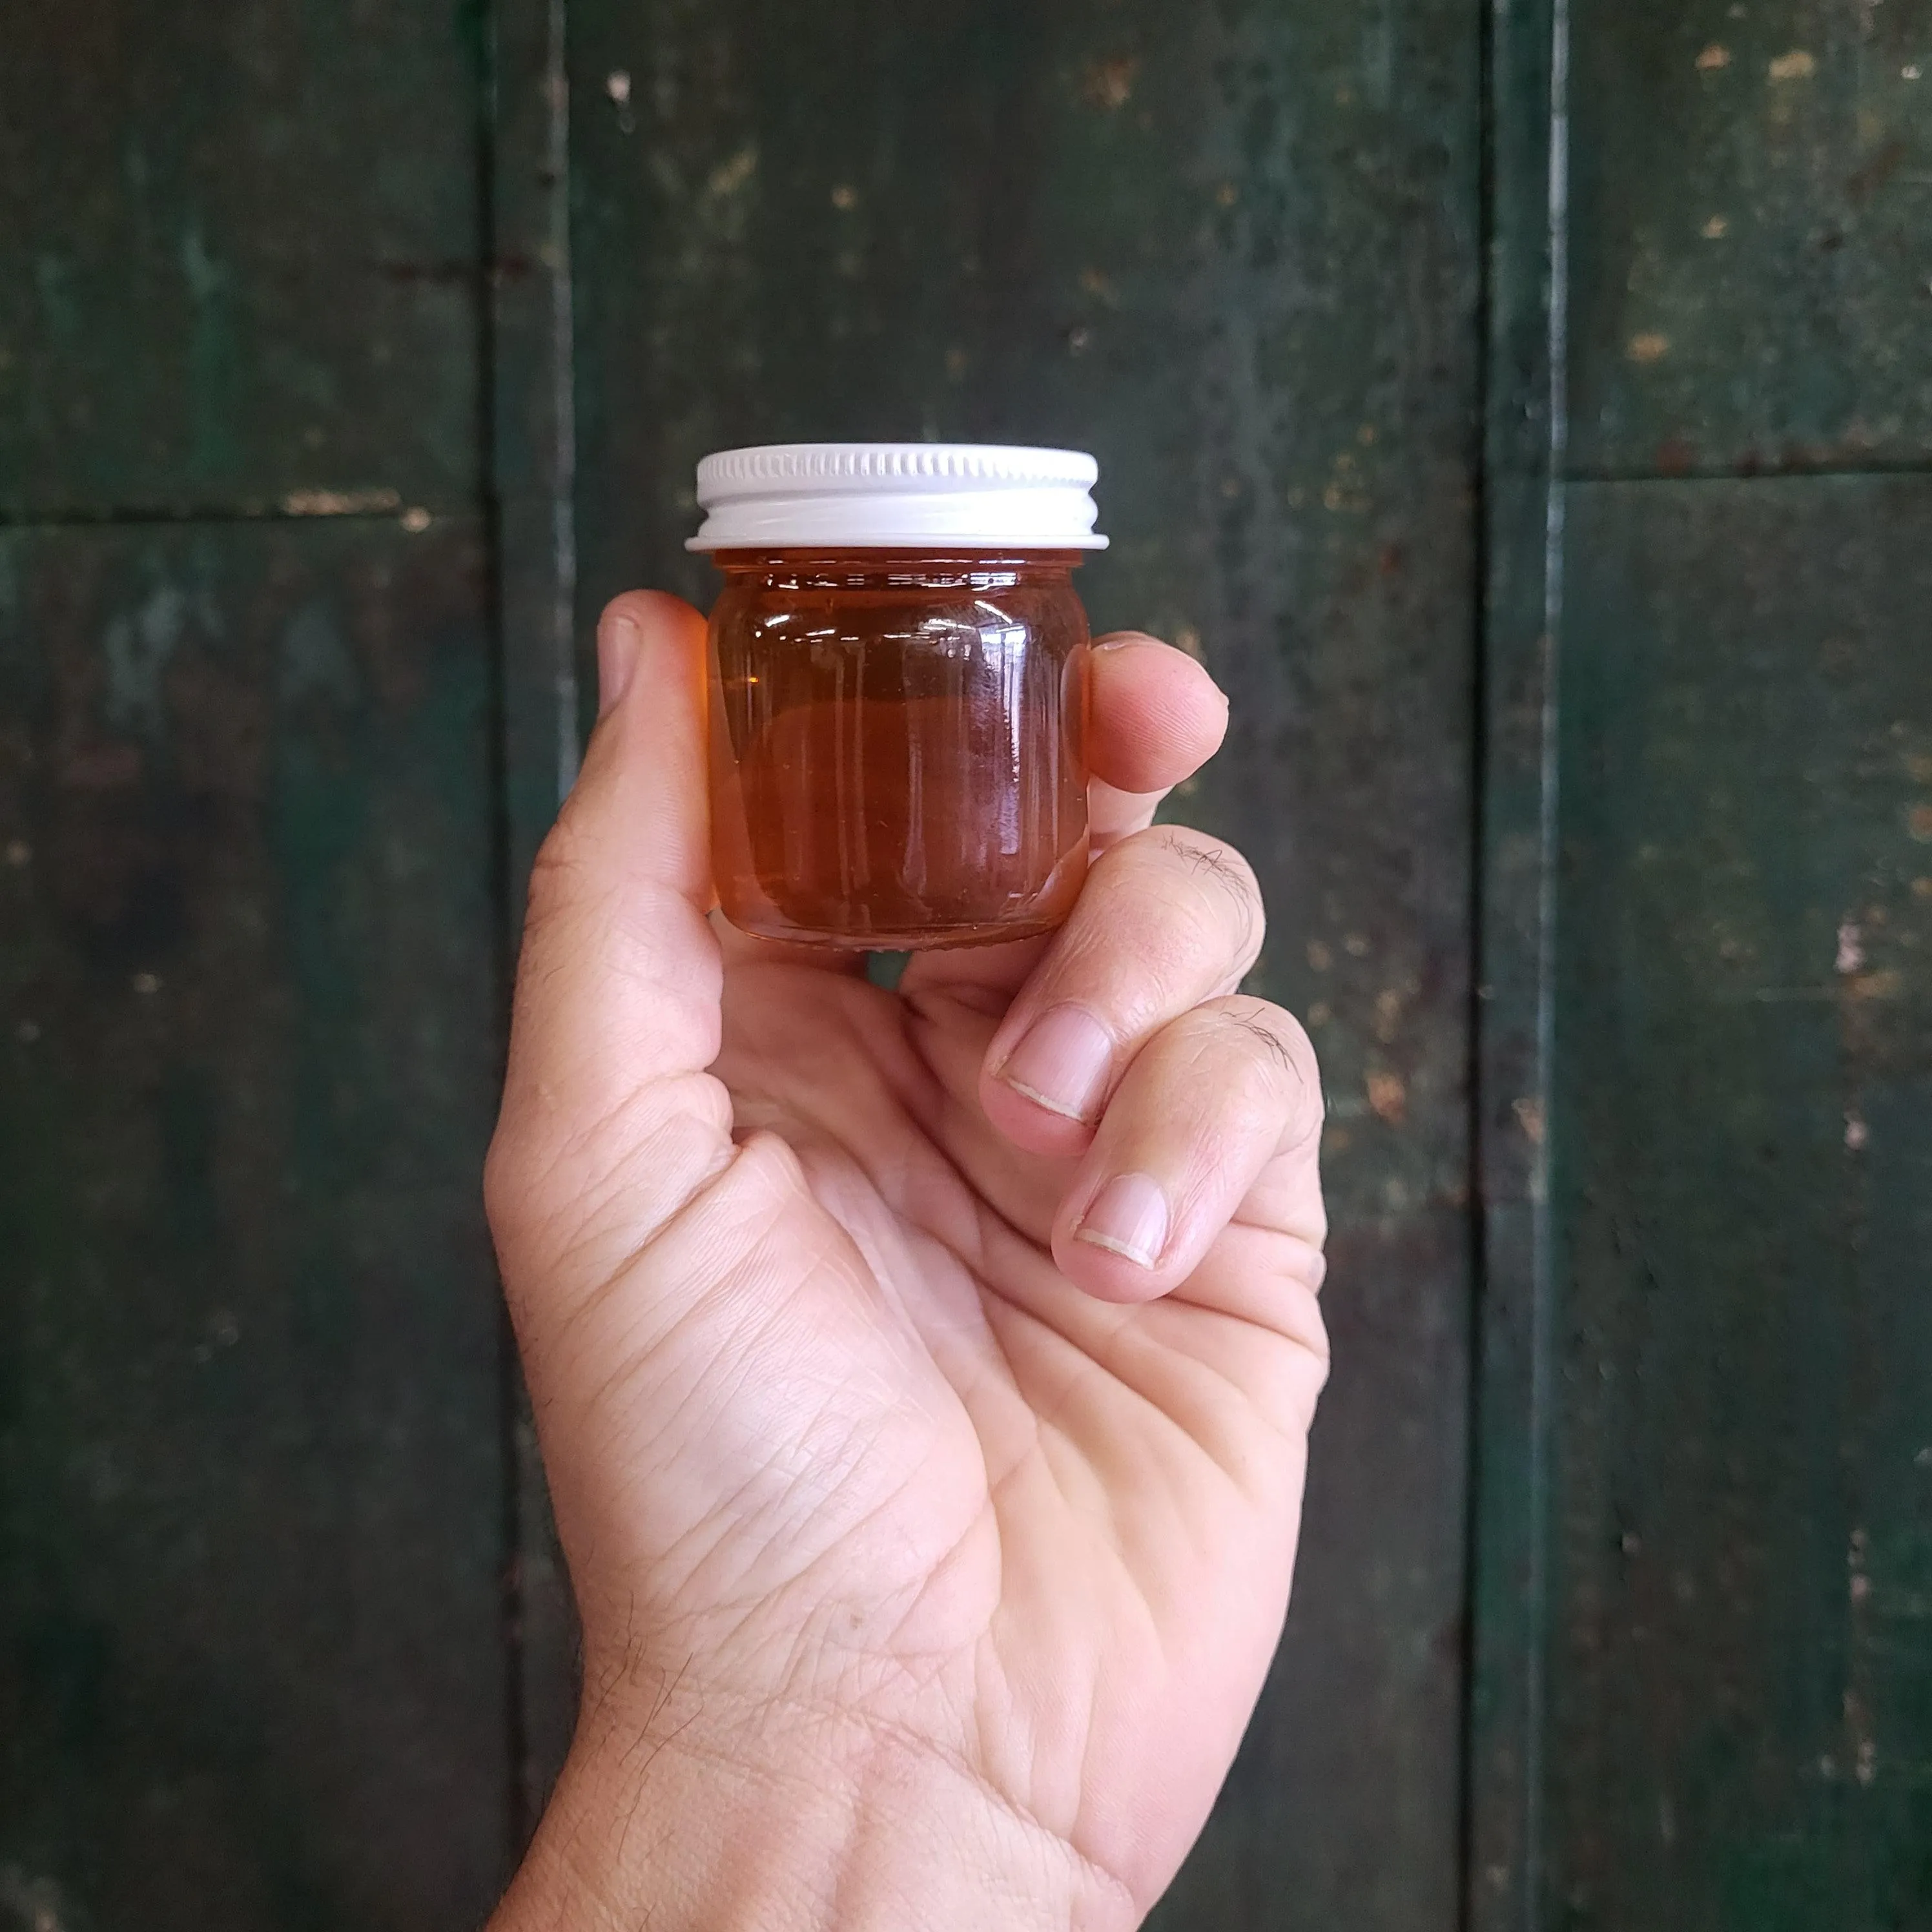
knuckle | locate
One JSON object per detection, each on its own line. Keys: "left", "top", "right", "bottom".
{"left": 1208, "top": 996, "right": 1324, "bottom": 1120}
{"left": 520, "top": 810, "right": 606, "bottom": 955}
{"left": 1118, "top": 824, "right": 1266, "bottom": 965}
{"left": 524, "top": 815, "right": 586, "bottom": 918}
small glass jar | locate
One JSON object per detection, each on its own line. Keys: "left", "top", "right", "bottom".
{"left": 690, "top": 446, "right": 1107, "bottom": 951}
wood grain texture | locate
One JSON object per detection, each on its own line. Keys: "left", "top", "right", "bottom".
{"left": 1544, "top": 475, "right": 1932, "bottom": 1927}
{"left": 564, "top": 1, "right": 1483, "bottom": 1920}
{"left": 0, "top": 0, "right": 485, "bottom": 514}
{"left": 1567, "top": 0, "right": 1932, "bottom": 476}
{"left": 0, "top": 522, "right": 509, "bottom": 1927}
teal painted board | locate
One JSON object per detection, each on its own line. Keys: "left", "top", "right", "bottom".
{"left": 565, "top": 1, "right": 1483, "bottom": 1919}
{"left": 0, "top": 1, "right": 484, "bottom": 515}
{"left": 0, "top": 522, "right": 509, "bottom": 1926}
{"left": 1567, "top": 0, "right": 1932, "bottom": 475}
{"left": 1543, "top": 475, "right": 1932, "bottom": 1927}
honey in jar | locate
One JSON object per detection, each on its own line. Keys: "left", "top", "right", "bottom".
{"left": 690, "top": 444, "right": 1106, "bottom": 950}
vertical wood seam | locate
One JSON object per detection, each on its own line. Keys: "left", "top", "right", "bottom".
{"left": 1521, "top": 2, "right": 1569, "bottom": 1919}
{"left": 485, "top": 0, "right": 585, "bottom": 1858}
{"left": 1468, "top": 0, "right": 1569, "bottom": 1918}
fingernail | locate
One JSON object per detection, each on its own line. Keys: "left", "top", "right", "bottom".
{"left": 998, "top": 1004, "right": 1115, "bottom": 1122}
{"left": 1076, "top": 1174, "right": 1170, "bottom": 1268}
{"left": 598, "top": 613, "right": 641, "bottom": 717}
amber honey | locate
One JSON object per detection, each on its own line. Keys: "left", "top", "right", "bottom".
{"left": 706, "top": 551, "right": 1091, "bottom": 949}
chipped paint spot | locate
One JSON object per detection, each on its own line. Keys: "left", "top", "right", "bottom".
{"left": 1908, "top": 803, "right": 1932, "bottom": 840}
{"left": 180, "top": 221, "right": 223, "bottom": 304}
{"left": 605, "top": 70, "right": 631, "bottom": 104}
{"left": 1215, "top": 181, "right": 1238, "bottom": 208}
{"left": 1373, "top": 987, "right": 1404, "bottom": 1042}
{"left": 1084, "top": 57, "right": 1140, "bottom": 110}
{"left": 1628, "top": 332, "right": 1672, "bottom": 364}
{"left": 1342, "top": 932, "right": 1371, "bottom": 958}
{"left": 1769, "top": 50, "right": 1818, "bottom": 81}
{"left": 1306, "top": 940, "right": 1333, "bottom": 972}
{"left": 283, "top": 488, "right": 401, "bottom": 516}
{"left": 1703, "top": 214, "right": 1730, "bottom": 238}
{"left": 132, "top": 972, "right": 161, "bottom": 996}
{"left": 706, "top": 147, "right": 758, "bottom": 198}
{"left": 0, "top": 1867, "right": 67, "bottom": 1932}
{"left": 1911, "top": 876, "right": 1932, "bottom": 900}
{"left": 1514, "top": 1096, "right": 1547, "bottom": 1146}
{"left": 1847, "top": 970, "right": 1903, "bottom": 1000}
{"left": 1696, "top": 43, "right": 1732, "bottom": 70}
{"left": 103, "top": 586, "right": 185, "bottom": 739}
{"left": 1366, "top": 1070, "right": 1407, "bottom": 1124}
{"left": 1906, "top": 63, "right": 1924, "bottom": 80}
{"left": 1836, "top": 921, "right": 1866, "bottom": 974}
{"left": 280, "top": 601, "right": 358, "bottom": 707}
{"left": 1845, "top": 1112, "right": 1869, "bottom": 1151}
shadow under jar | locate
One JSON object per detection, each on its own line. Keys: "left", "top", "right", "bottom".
{"left": 691, "top": 446, "right": 1107, "bottom": 951}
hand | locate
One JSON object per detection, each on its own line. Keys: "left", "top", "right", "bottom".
{"left": 484, "top": 592, "right": 1328, "bottom": 1931}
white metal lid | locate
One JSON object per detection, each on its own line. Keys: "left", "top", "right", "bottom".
{"left": 687, "top": 442, "right": 1109, "bottom": 551}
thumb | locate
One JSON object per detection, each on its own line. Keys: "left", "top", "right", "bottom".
{"left": 488, "top": 591, "right": 734, "bottom": 1294}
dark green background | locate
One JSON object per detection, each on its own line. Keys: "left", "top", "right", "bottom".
{"left": 1, "top": 0, "right": 1926, "bottom": 1924}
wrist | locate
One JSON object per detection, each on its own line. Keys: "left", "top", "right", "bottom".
{"left": 491, "top": 1667, "right": 1131, "bottom": 1932}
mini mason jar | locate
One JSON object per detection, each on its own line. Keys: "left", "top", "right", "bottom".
{"left": 690, "top": 444, "right": 1105, "bottom": 950}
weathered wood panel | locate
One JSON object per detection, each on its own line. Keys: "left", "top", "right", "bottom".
{"left": 0, "top": 1, "right": 484, "bottom": 514}
{"left": 566, "top": 1, "right": 1483, "bottom": 1920}
{"left": 0, "top": 522, "right": 509, "bottom": 1927}
{"left": 1567, "top": 0, "right": 1932, "bottom": 475}
{"left": 1543, "top": 475, "right": 1932, "bottom": 1927}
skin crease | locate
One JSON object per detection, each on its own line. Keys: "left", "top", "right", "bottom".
{"left": 484, "top": 592, "right": 1330, "bottom": 1932}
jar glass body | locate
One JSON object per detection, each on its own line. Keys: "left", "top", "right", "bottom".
{"left": 707, "top": 550, "right": 1091, "bottom": 949}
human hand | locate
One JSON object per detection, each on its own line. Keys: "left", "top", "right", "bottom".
{"left": 484, "top": 592, "right": 1328, "bottom": 1931}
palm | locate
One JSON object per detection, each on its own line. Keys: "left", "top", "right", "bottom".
{"left": 540, "top": 953, "right": 1321, "bottom": 1906}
